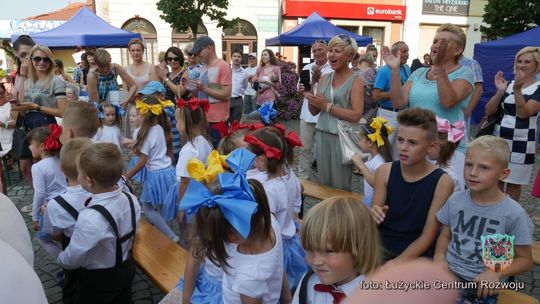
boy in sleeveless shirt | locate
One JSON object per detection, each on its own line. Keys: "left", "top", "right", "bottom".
{"left": 371, "top": 108, "right": 454, "bottom": 262}
{"left": 56, "top": 143, "right": 141, "bottom": 304}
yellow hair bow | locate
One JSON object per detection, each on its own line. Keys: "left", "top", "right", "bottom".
{"left": 187, "top": 150, "right": 229, "bottom": 184}
{"left": 135, "top": 99, "right": 174, "bottom": 115}
{"left": 367, "top": 117, "right": 393, "bottom": 147}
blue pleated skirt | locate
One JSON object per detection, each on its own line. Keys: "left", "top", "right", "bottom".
{"left": 162, "top": 181, "right": 179, "bottom": 221}
{"left": 128, "top": 156, "right": 147, "bottom": 183}
{"left": 176, "top": 265, "right": 223, "bottom": 304}
{"left": 283, "top": 234, "right": 309, "bottom": 289}
{"left": 140, "top": 166, "right": 176, "bottom": 212}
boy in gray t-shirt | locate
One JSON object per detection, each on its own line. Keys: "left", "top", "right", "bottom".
{"left": 435, "top": 136, "right": 533, "bottom": 304}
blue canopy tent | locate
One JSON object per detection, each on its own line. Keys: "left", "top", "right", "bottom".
{"left": 266, "top": 12, "right": 372, "bottom": 46}
{"left": 472, "top": 26, "right": 540, "bottom": 124}
{"left": 11, "top": 7, "right": 141, "bottom": 48}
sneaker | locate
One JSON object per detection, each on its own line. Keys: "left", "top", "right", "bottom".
{"left": 20, "top": 204, "right": 33, "bottom": 213}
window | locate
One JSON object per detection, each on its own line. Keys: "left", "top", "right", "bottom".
{"left": 121, "top": 17, "right": 158, "bottom": 66}
{"left": 222, "top": 19, "right": 258, "bottom": 66}
{"left": 362, "top": 27, "right": 384, "bottom": 45}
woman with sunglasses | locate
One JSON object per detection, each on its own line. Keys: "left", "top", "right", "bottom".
{"left": 156, "top": 46, "right": 188, "bottom": 101}
{"left": 14, "top": 45, "right": 67, "bottom": 211}
{"left": 87, "top": 48, "right": 137, "bottom": 104}
{"left": 306, "top": 35, "right": 364, "bottom": 191}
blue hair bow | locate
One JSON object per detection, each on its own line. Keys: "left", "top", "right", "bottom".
{"left": 180, "top": 175, "right": 257, "bottom": 239}
{"left": 258, "top": 101, "right": 277, "bottom": 125}
{"left": 224, "top": 148, "right": 256, "bottom": 200}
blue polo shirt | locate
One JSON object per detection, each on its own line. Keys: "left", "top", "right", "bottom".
{"left": 373, "top": 64, "right": 411, "bottom": 108}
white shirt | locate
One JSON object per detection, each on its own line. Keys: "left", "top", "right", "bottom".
{"left": 31, "top": 157, "right": 68, "bottom": 221}
{"left": 292, "top": 273, "right": 365, "bottom": 304}
{"left": 299, "top": 62, "right": 332, "bottom": 123}
{"left": 244, "top": 66, "right": 258, "bottom": 96}
{"left": 231, "top": 66, "right": 248, "bottom": 98}
{"left": 140, "top": 125, "right": 172, "bottom": 171}
{"left": 363, "top": 154, "right": 385, "bottom": 206}
{"left": 57, "top": 187, "right": 141, "bottom": 269}
{"left": 0, "top": 102, "right": 13, "bottom": 157}
{"left": 0, "top": 239, "right": 47, "bottom": 304}
{"left": 222, "top": 217, "right": 283, "bottom": 304}
{"left": 263, "top": 176, "right": 297, "bottom": 238}
{"left": 41, "top": 185, "right": 91, "bottom": 241}
{"left": 285, "top": 167, "right": 302, "bottom": 213}
{"left": 247, "top": 168, "right": 268, "bottom": 182}
{"left": 93, "top": 125, "right": 123, "bottom": 152}
{"left": 132, "top": 127, "right": 140, "bottom": 140}
{"left": 176, "top": 135, "right": 213, "bottom": 181}
{"left": 0, "top": 193, "right": 34, "bottom": 266}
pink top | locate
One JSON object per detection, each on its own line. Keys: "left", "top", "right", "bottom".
{"left": 254, "top": 65, "right": 281, "bottom": 105}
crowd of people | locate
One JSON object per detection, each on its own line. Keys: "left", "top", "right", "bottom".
{"left": 0, "top": 21, "right": 538, "bottom": 304}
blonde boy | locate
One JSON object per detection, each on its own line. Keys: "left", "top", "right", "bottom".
{"left": 60, "top": 102, "right": 100, "bottom": 144}
{"left": 40, "top": 138, "right": 92, "bottom": 303}
{"left": 57, "top": 143, "right": 141, "bottom": 303}
{"left": 435, "top": 135, "right": 533, "bottom": 303}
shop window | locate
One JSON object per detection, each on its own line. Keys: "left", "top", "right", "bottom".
{"left": 222, "top": 19, "right": 257, "bottom": 66}
{"left": 172, "top": 22, "right": 208, "bottom": 53}
{"left": 121, "top": 17, "right": 158, "bottom": 66}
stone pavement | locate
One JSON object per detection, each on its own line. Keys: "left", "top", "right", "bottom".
{"left": 6, "top": 119, "right": 540, "bottom": 303}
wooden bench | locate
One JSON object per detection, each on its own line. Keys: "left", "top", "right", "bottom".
{"left": 498, "top": 289, "right": 538, "bottom": 304}
{"left": 300, "top": 179, "right": 363, "bottom": 201}
{"left": 132, "top": 219, "right": 189, "bottom": 293}
{"left": 532, "top": 242, "right": 540, "bottom": 266}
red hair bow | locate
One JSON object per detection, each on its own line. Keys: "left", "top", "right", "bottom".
{"left": 271, "top": 124, "right": 303, "bottom": 148}
{"left": 249, "top": 122, "right": 265, "bottom": 131}
{"left": 212, "top": 120, "right": 248, "bottom": 138}
{"left": 244, "top": 134, "right": 282, "bottom": 160}
{"left": 43, "top": 124, "right": 62, "bottom": 151}
{"left": 286, "top": 131, "right": 303, "bottom": 148}
{"left": 176, "top": 97, "right": 210, "bottom": 112}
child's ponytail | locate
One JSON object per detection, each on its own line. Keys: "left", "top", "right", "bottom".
{"left": 176, "top": 97, "right": 210, "bottom": 144}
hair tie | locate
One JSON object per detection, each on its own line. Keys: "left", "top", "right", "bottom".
{"left": 367, "top": 117, "right": 393, "bottom": 147}
{"left": 135, "top": 98, "right": 174, "bottom": 115}
{"left": 244, "top": 134, "right": 282, "bottom": 160}
{"left": 180, "top": 149, "right": 258, "bottom": 238}
{"left": 249, "top": 122, "right": 265, "bottom": 131}
{"left": 436, "top": 117, "right": 465, "bottom": 143}
{"left": 176, "top": 97, "right": 209, "bottom": 112}
{"left": 43, "top": 124, "right": 62, "bottom": 151}
{"left": 212, "top": 120, "right": 249, "bottom": 138}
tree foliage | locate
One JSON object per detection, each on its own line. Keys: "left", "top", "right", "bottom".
{"left": 156, "top": 0, "right": 237, "bottom": 39}
{"left": 481, "top": 0, "right": 540, "bottom": 40}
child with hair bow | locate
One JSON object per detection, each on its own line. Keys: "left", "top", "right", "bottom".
{"left": 213, "top": 120, "right": 249, "bottom": 155}
{"left": 171, "top": 148, "right": 288, "bottom": 304}
{"left": 125, "top": 96, "right": 179, "bottom": 241}
{"left": 428, "top": 117, "right": 466, "bottom": 192}
{"left": 246, "top": 101, "right": 277, "bottom": 125}
{"left": 26, "top": 124, "right": 67, "bottom": 257}
{"left": 163, "top": 96, "right": 212, "bottom": 226}
{"left": 351, "top": 117, "right": 393, "bottom": 207}
{"left": 245, "top": 126, "right": 307, "bottom": 292}
{"left": 93, "top": 101, "right": 126, "bottom": 152}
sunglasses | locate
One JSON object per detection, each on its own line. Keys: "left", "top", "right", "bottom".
{"left": 31, "top": 56, "right": 51, "bottom": 64}
{"left": 187, "top": 53, "right": 196, "bottom": 57}
{"left": 311, "top": 39, "right": 327, "bottom": 46}
{"left": 338, "top": 35, "right": 352, "bottom": 45}
{"left": 166, "top": 57, "right": 181, "bottom": 62}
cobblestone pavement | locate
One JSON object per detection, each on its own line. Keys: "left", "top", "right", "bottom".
{"left": 7, "top": 120, "right": 540, "bottom": 303}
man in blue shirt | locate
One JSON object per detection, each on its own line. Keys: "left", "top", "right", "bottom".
{"left": 373, "top": 41, "right": 410, "bottom": 157}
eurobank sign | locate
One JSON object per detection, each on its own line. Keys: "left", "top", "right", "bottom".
{"left": 283, "top": 1, "right": 406, "bottom": 21}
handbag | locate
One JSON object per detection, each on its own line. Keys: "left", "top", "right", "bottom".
{"left": 328, "top": 76, "right": 363, "bottom": 165}
{"left": 11, "top": 114, "right": 32, "bottom": 160}
{"left": 475, "top": 103, "right": 504, "bottom": 138}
